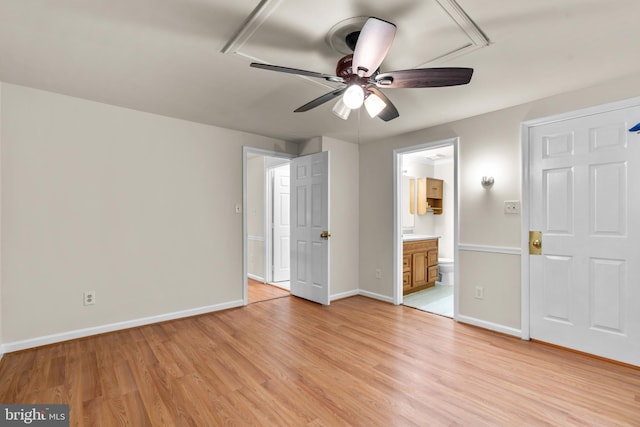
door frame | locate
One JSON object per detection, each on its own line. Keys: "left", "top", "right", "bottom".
{"left": 392, "top": 137, "right": 460, "bottom": 314}
{"left": 242, "top": 146, "right": 295, "bottom": 306}
{"left": 520, "top": 96, "right": 640, "bottom": 340}
{"left": 265, "top": 158, "right": 291, "bottom": 285}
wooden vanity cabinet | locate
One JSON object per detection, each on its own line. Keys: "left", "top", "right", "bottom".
{"left": 402, "top": 239, "right": 439, "bottom": 295}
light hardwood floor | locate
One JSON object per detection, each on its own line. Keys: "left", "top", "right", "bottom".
{"left": 0, "top": 296, "right": 638, "bottom": 426}
{"left": 248, "top": 278, "right": 289, "bottom": 304}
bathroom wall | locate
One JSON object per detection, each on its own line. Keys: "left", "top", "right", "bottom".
{"left": 403, "top": 154, "right": 454, "bottom": 260}
{"left": 433, "top": 158, "right": 454, "bottom": 259}
{"left": 402, "top": 160, "right": 434, "bottom": 235}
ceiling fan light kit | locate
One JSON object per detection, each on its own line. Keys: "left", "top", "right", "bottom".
{"left": 332, "top": 98, "right": 352, "bottom": 120}
{"left": 249, "top": 17, "right": 474, "bottom": 122}
{"left": 364, "top": 92, "right": 387, "bottom": 118}
{"left": 343, "top": 84, "right": 365, "bottom": 109}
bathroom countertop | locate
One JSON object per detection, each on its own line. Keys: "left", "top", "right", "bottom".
{"left": 402, "top": 234, "right": 440, "bottom": 241}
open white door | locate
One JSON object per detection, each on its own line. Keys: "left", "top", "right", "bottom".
{"left": 529, "top": 104, "right": 640, "bottom": 366}
{"left": 272, "top": 164, "right": 290, "bottom": 282}
{"left": 290, "top": 151, "right": 330, "bottom": 305}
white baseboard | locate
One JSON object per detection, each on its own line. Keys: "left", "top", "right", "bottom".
{"left": 2, "top": 300, "right": 244, "bottom": 353}
{"left": 358, "top": 290, "right": 394, "bottom": 304}
{"left": 247, "top": 273, "right": 264, "bottom": 282}
{"left": 456, "top": 314, "right": 522, "bottom": 338}
{"left": 330, "top": 289, "right": 359, "bottom": 301}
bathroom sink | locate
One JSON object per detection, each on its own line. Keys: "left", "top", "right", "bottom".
{"left": 402, "top": 234, "right": 439, "bottom": 241}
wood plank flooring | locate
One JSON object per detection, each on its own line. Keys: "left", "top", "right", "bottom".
{"left": 1, "top": 296, "right": 639, "bottom": 426}
{"left": 248, "top": 278, "right": 289, "bottom": 304}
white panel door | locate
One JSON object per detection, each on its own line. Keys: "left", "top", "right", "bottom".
{"left": 529, "top": 106, "right": 640, "bottom": 365}
{"left": 290, "top": 151, "right": 330, "bottom": 305}
{"left": 272, "top": 164, "right": 290, "bottom": 283}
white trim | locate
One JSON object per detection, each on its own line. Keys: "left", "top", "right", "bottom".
{"left": 248, "top": 235, "right": 264, "bottom": 242}
{"left": 221, "top": 0, "right": 283, "bottom": 55}
{"left": 458, "top": 243, "right": 521, "bottom": 255}
{"left": 456, "top": 314, "right": 522, "bottom": 338}
{"left": 358, "top": 290, "right": 394, "bottom": 304}
{"left": 331, "top": 290, "right": 360, "bottom": 301}
{"left": 519, "top": 95, "right": 640, "bottom": 343}
{"left": 520, "top": 121, "right": 532, "bottom": 340}
{"left": 524, "top": 96, "right": 640, "bottom": 128}
{"left": 248, "top": 273, "right": 265, "bottom": 282}
{"left": 434, "top": 0, "right": 490, "bottom": 47}
{"left": 2, "top": 300, "right": 244, "bottom": 353}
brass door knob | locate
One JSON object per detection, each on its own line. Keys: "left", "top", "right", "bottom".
{"left": 320, "top": 230, "right": 331, "bottom": 240}
{"left": 532, "top": 239, "right": 541, "bottom": 248}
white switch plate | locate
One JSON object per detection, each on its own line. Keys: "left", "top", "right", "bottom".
{"left": 504, "top": 200, "right": 520, "bottom": 214}
{"left": 235, "top": 204, "right": 241, "bottom": 214}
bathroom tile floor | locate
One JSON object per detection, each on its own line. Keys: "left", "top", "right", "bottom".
{"left": 403, "top": 282, "right": 453, "bottom": 317}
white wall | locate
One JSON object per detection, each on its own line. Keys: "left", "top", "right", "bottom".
{"left": 359, "top": 72, "right": 640, "bottom": 330}
{"left": 433, "top": 159, "right": 454, "bottom": 259}
{"left": 0, "top": 83, "right": 296, "bottom": 344}
{"left": 322, "top": 137, "right": 359, "bottom": 298}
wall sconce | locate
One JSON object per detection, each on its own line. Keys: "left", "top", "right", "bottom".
{"left": 481, "top": 176, "right": 494, "bottom": 188}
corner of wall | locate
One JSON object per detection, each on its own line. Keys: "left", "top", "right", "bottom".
{"left": 298, "top": 137, "right": 322, "bottom": 155}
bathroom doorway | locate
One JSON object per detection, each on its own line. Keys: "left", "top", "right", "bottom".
{"left": 393, "top": 138, "right": 458, "bottom": 318}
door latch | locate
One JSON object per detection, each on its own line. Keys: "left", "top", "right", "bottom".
{"left": 529, "top": 231, "right": 542, "bottom": 255}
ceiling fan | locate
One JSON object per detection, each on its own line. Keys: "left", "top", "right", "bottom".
{"left": 249, "top": 17, "right": 474, "bottom": 122}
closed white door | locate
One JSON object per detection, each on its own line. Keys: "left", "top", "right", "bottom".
{"left": 290, "top": 151, "right": 330, "bottom": 305}
{"left": 272, "top": 164, "right": 290, "bottom": 283}
{"left": 529, "top": 105, "right": 640, "bottom": 365}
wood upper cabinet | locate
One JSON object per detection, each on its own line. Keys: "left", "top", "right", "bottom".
{"left": 417, "top": 178, "right": 427, "bottom": 215}
{"left": 403, "top": 239, "right": 439, "bottom": 295}
{"left": 417, "top": 178, "right": 444, "bottom": 215}
{"left": 426, "top": 178, "right": 443, "bottom": 215}
{"left": 427, "top": 178, "right": 443, "bottom": 199}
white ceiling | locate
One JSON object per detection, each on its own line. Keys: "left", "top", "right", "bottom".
{"left": 1, "top": 0, "right": 639, "bottom": 144}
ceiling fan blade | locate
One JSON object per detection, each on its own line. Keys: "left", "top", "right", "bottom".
{"left": 368, "top": 87, "right": 399, "bottom": 121}
{"left": 294, "top": 88, "right": 347, "bottom": 112}
{"left": 352, "top": 17, "right": 396, "bottom": 77}
{"left": 250, "top": 63, "right": 343, "bottom": 83}
{"left": 375, "top": 68, "right": 474, "bottom": 88}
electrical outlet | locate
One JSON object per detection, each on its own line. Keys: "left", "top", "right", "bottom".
{"left": 83, "top": 291, "right": 96, "bottom": 306}
{"left": 475, "top": 286, "right": 484, "bottom": 300}
{"left": 375, "top": 269, "right": 382, "bottom": 279}
{"left": 504, "top": 200, "right": 521, "bottom": 214}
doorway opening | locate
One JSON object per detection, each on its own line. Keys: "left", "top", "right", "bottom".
{"left": 393, "top": 138, "right": 458, "bottom": 318}
{"left": 243, "top": 148, "right": 294, "bottom": 304}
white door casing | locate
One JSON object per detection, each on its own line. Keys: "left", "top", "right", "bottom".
{"left": 528, "top": 105, "right": 640, "bottom": 366}
{"left": 272, "top": 164, "right": 290, "bottom": 282}
{"left": 290, "top": 151, "right": 330, "bottom": 305}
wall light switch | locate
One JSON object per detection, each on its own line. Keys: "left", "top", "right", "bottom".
{"left": 504, "top": 200, "right": 520, "bottom": 214}
{"left": 235, "top": 204, "right": 241, "bottom": 214}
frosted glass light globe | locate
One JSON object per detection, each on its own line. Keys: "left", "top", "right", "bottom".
{"left": 343, "top": 85, "right": 365, "bottom": 109}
